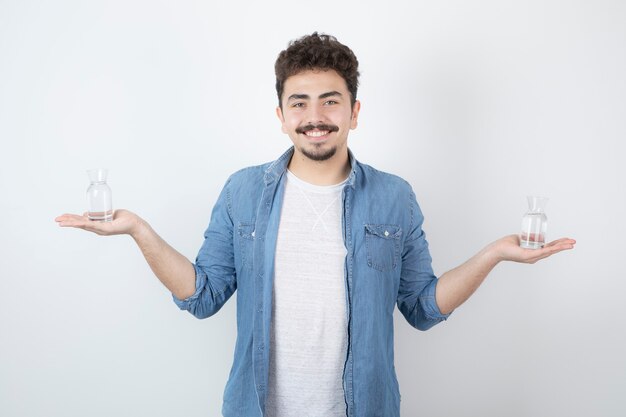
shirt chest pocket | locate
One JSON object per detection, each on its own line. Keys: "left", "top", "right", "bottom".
{"left": 364, "top": 224, "right": 402, "bottom": 272}
{"left": 237, "top": 222, "right": 255, "bottom": 271}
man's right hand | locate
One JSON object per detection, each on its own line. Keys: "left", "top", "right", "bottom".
{"left": 55, "top": 209, "right": 142, "bottom": 237}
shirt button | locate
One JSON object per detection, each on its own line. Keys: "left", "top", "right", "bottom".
{"left": 384, "top": 230, "right": 389, "bottom": 237}
{"left": 251, "top": 231, "right": 255, "bottom": 237}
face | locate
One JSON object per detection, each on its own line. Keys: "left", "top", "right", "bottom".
{"left": 276, "top": 69, "right": 360, "bottom": 162}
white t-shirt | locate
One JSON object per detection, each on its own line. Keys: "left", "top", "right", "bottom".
{"left": 265, "top": 170, "right": 349, "bottom": 417}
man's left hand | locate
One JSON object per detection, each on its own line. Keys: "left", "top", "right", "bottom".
{"left": 490, "top": 235, "right": 576, "bottom": 264}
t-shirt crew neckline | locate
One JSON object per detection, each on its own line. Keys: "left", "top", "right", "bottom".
{"left": 286, "top": 169, "right": 348, "bottom": 194}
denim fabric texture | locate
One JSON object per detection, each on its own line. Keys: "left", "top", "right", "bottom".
{"left": 173, "top": 147, "right": 450, "bottom": 416}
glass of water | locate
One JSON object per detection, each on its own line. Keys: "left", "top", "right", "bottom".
{"left": 86, "top": 168, "right": 113, "bottom": 222}
{"left": 520, "top": 196, "right": 548, "bottom": 249}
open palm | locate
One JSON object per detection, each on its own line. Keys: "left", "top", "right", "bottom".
{"left": 493, "top": 234, "right": 576, "bottom": 264}
{"left": 55, "top": 209, "right": 141, "bottom": 236}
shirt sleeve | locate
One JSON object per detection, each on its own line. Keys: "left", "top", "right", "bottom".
{"left": 396, "top": 188, "right": 451, "bottom": 330}
{"left": 172, "top": 177, "right": 237, "bottom": 319}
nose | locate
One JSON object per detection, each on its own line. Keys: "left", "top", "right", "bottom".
{"left": 305, "top": 104, "right": 325, "bottom": 125}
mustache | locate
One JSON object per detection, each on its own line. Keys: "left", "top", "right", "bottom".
{"left": 295, "top": 123, "right": 339, "bottom": 134}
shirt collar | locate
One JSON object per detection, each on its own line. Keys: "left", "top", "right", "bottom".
{"left": 264, "top": 146, "right": 358, "bottom": 188}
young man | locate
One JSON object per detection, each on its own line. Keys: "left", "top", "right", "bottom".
{"left": 56, "top": 33, "right": 575, "bottom": 417}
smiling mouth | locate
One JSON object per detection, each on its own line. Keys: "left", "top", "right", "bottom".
{"left": 304, "top": 130, "right": 330, "bottom": 138}
{"left": 295, "top": 123, "right": 339, "bottom": 138}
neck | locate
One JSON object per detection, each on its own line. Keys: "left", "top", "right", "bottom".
{"left": 287, "top": 147, "right": 351, "bottom": 186}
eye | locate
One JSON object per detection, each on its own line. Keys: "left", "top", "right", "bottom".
{"left": 291, "top": 102, "right": 305, "bottom": 108}
{"left": 324, "top": 100, "right": 338, "bottom": 105}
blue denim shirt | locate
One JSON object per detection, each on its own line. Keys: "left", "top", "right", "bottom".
{"left": 174, "top": 147, "right": 450, "bottom": 416}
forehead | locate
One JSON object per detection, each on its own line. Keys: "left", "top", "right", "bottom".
{"left": 283, "top": 69, "right": 349, "bottom": 96}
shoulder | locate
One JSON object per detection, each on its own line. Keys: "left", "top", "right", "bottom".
{"left": 354, "top": 160, "right": 426, "bottom": 231}
{"left": 226, "top": 162, "right": 270, "bottom": 189}
{"left": 355, "top": 160, "right": 413, "bottom": 195}
{"left": 216, "top": 162, "right": 273, "bottom": 221}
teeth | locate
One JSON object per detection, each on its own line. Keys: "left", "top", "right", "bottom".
{"left": 305, "top": 130, "right": 329, "bottom": 137}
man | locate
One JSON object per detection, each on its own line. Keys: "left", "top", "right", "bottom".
{"left": 56, "top": 33, "right": 575, "bottom": 417}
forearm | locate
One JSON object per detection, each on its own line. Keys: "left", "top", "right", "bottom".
{"left": 435, "top": 243, "right": 500, "bottom": 315}
{"left": 131, "top": 219, "right": 196, "bottom": 300}
{"left": 434, "top": 233, "right": 577, "bottom": 314}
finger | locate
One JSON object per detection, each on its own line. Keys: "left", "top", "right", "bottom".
{"left": 56, "top": 214, "right": 108, "bottom": 233}
{"left": 548, "top": 240, "right": 576, "bottom": 251}
{"left": 55, "top": 213, "right": 85, "bottom": 222}
{"left": 56, "top": 214, "right": 91, "bottom": 227}
{"left": 537, "top": 244, "right": 573, "bottom": 257}
{"left": 545, "top": 238, "right": 576, "bottom": 247}
{"left": 524, "top": 242, "right": 575, "bottom": 263}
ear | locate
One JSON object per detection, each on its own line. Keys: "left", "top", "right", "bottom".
{"left": 350, "top": 100, "right": 361, "bottom": 130}
{"left": 276, "top": 106, "right": 287, "bottom": 134}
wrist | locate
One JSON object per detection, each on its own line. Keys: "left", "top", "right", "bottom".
{"left": 130, "top": 217, "right": 151, "bottom": 241}
{"left": 482, "top": 241, "right": 504, "bottom": 265}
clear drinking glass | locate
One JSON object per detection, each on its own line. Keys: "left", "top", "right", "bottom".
{"left": 520, "top": 196, "right": 548, "bottom": 249}
{"left": 86, "top": 168, "right": 113, "bottom": 222}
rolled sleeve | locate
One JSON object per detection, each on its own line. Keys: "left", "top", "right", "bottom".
{"left": 171, "top": 176, "right": 237, "bottom": 319}
{"left": 397, "top": 188, "right": 451, "bottom": 331}
{"left": 172, "top": 264, "right": 208, "bottom": 310}
{"left": 418, "top": 278, "right": 452, "bottom": 322}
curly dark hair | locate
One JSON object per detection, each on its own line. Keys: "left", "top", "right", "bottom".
{"left": 275, "top": 32, "right": 360, "bottom": 109}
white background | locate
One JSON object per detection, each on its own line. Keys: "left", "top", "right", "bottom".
{"left": 1, "top": 1, "right": 625, "bottom": 416}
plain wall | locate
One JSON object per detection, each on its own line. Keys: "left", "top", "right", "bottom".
{"left": 1, "top": 1, "right": 625, "bottom": 416}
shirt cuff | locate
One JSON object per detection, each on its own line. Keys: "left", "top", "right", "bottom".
{"left": 419, "top": 278, "right": 452, "bottom": 321}
{"left": 172, "top": 264, "right": 207, "bottom": 310}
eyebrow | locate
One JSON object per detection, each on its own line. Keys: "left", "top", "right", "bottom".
{"left": 287, "top": 91, "right": 343, "bottom": 101}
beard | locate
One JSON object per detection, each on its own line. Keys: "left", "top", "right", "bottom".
{"left": 299, "top": 142, "right": 338, "bottom": 161}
